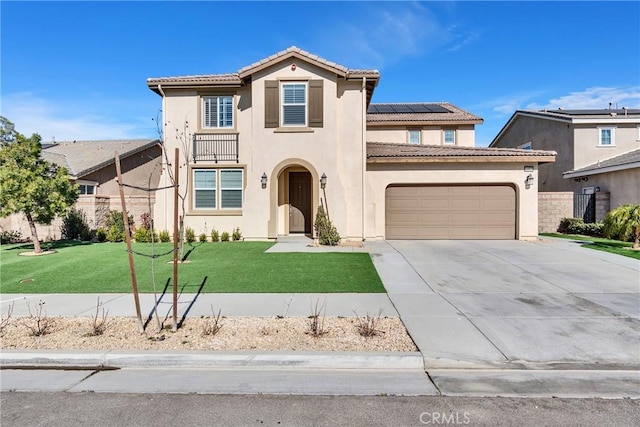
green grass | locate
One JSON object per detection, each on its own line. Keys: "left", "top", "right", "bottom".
{"left": 540, "top": 233, "right": 640, "bottom": 260}
{"left": 0, "top": 241, "right": 385, "bottom": 293}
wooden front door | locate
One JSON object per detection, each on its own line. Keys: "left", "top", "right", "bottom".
{"left": 289, "top": 172, "right": 311, "bottom": 234}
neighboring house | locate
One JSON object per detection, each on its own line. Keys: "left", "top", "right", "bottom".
{"left": 490, "top": 109, "right": 640, "bottom": 210}
{"left": 0, "top": 139, "right": 162, "bottom": 239}
{"left": 147, "top": 46, "right": 555, "bottom": 241}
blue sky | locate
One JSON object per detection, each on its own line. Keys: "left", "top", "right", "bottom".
{"left": 2, "top": 1, "right": 639, "bottom": 146}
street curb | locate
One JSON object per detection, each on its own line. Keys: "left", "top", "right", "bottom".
{"left": 0, "top": 350, "right": 425, "bottom": 370}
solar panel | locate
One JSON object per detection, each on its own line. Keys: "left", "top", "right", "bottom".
{"left": 392, "top": 105, "right": 413, "bottom": 113}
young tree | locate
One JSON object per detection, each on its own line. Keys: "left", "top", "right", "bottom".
{"left": 0, "top": 117, "right": 78, "bottom": 253}
{"left": 603, "top": 204, "right": 640, "bottom": 250}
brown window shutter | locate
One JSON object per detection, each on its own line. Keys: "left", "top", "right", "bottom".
{"left": 308, "top": 80, "right": 323, "bottom": 128}
{"left": 265, "top": 80, "right": 279, "bottom": 128}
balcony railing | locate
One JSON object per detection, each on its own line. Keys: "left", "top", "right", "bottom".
{"left": 192, "top": 133, "right": 239, "bottom": 163}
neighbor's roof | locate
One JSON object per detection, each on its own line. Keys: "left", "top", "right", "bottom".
{"left": 366, "top": 142, "right": 556, "bottom": 163}
{"left": 147, "top": 46, "right": 380, "bottom": 93}
{"left": 491, "top": 108, "right": 640, "bottom": 146}
{"left": 563, "top": 148, "right": 640, "bottom": 179}
{"left": 41, "top": 139, "right": 159, "bottom": 178}
{"left": 367, "top": 103, "right": 483, "bottom": 126}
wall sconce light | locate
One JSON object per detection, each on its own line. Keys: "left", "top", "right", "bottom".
{"left": 595, "top": 187, "right": 601, "bottom": 192}
{"left": 581, "top": 177, "right": 589, "bottom": 182}
{"left": 525, "top": 174, "right": 534, "bottom": 189}
{"left": 261, "top": 173, "right": 268, "bottom": 189}
{"left": 320, "top": 173, "right": 327, "bottom": 189}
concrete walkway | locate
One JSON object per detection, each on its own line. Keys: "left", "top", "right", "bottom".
{"left": 2, "top": 236, "right": 639, "bottom": 397}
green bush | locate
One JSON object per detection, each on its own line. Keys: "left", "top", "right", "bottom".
{"left": 95, "top": 228, "right": 107, "bottom": 242}
{"left": 221, "top": 231, "right": 230, "bottom": 242}
{"left": 106, "top": 225, "right": 124, "bottom": 242}
{"left": 61, "top": 208, "right": 91, "bottom": 240}
{"left": 185, "top": 227, "right": 196, "bottom": 243}
{"left": 0, "top": 229, "right": 23, "bottom": 244}
{"left": 557, "top": 217, "right": 603, "bottom": 237}
{"left": 104, "top": 210, "right": 133, "bottom": 241}
{"left": 211, "top": 229, "right": 220, "bottom": 242}
{"left": 159, "top": 230, "right": 170, "bottom": 242}
{"left": 199, "top": 233, "right": 207, "bottom": 243}
{"left": 314, "top": 205, "right": 340, "bottom": 246}
{"left": 133, "top": 227, "right": 159, "bottom": 243}
{"left": 232, "top": 227, "right": 242, "bottom": 241}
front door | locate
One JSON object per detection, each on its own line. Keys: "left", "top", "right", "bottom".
{"left": 289, "top": 172, "right": 311, "bottom": 234}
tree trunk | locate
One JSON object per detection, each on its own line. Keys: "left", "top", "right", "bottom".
{"left": 25, "top": 212, "right": 43, "bottom": 254}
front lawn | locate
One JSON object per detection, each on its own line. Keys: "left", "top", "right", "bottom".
{"left": 540, "top": 233, "right": 640, "bottom": 260}
{"left": 0, "top": 241, "right": 385, "bottom": 293}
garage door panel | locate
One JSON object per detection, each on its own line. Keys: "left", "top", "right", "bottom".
{"left": 386, "top": 185, "right": 516, "bottom": 240}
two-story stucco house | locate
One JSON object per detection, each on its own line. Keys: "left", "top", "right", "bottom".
{"left": 490, "top": 109, "right": 640, "bottom": 210}
{"left": 147, "top": 46, "right": 555, "bottom": 241}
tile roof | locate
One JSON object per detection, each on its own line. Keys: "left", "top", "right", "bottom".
{"left": 564, "top": 148, "right": 640, "bottom": 175}
{"left": 367, "top": 103, "right": 483, "bottom": 125}
{"left": 366, "top": 142, "right": 556, "bottom": 162}
{"left": 521, "top": 109, "right": 640, "bottom": 121}
{"left": 42, "top": 139, "right": 159, "bottom": 178}
{"left": 147, "top": 46, "right": 379, "bottom": 90}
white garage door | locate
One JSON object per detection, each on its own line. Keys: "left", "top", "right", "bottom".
{"left": 385, "top": 185, "right": 516, "bottom": 239}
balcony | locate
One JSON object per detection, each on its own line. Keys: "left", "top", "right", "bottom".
{"left": 192, "top": 133, "right": 239, "bottom": 163}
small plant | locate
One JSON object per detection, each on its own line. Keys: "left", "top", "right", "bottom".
{"left": 95, "top": 227, "right": 107, "bottom": 242}
{"left": 0, "top": 229, "right": 23, "bottom": 244}
{"left": 61, "top": 208, "right": 91, "bottom": 240}
{"left": 232, "top": 227, "right": 242, "bottom": 241}
{"left": 199, "top": 233, "right": 207, "bottom": 243}
{"left": 185, "top": 227, "right": 196, "bottom": 243}
{"left": 86, "top": 297, "right": 109, "bottom": 337}
{"left": 201, "top": 306, "right": 224, "bottom": 337}
{"left": 104, "top": 210, "right": 134, "bottom": 242}
{"left": 603, "top": 204, "right": 640, "bottom": 249}
{"left": 0, "top": 301, "right": 15, "bottom": 334}
{"left": 106, "top": 225, "right": 123, "bottom": 242}
{"left": 307, "top": 299, "right": 328, "bottom": 338}
{"left": 25, "top": 300, "right": 53, "bottom": 337}
{"left": 353, "top": 309, "right": 384, "bottom": 338}
{"left": 159, "top": 230, "right": 171, "bottom": 242}
{"left": 314, "top": 205, "right": 340, "bottom": 246}
{"left": 221, "top": 231, "right": 230, "bottom": 242}
{"left": 211, "top": 229, "right": 220, "bottom": 242}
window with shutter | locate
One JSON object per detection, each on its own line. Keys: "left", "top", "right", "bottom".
{"left": 203, "top": 96, "right": 233, "bottom": 128}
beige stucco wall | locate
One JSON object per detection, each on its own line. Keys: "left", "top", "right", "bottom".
{"left": 367, "top": 125, "right": 476, "bottom": 147}
{"left": 155, "top": 58, "right": 367, "bottom": 240}
{"left": 573, "top": 124, "right": 640, "bottom": 169}
{"left": 574, "top": 168, "right": 640, "bottom": 209}
{"left": 365, "top": 162, "right": 540, "bottom": 240}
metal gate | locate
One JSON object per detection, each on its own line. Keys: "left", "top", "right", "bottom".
{"left": 574, "top": 193, "right": 595, "bottom": 223}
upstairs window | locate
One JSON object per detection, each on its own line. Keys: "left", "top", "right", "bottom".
{"left": 282, "top": 83, "right": 307, "bottom": 126}
{"left": 443, "top": 129, "right": 456, "bottom": 144}
{"left": 598, "top": 127, "right": 615, "bottom": 146}
{"left": 203, "top": 96, "right": 234, "bottom": 128}
{"left": 408, "top": 130, "right": 421, "bottom": 144}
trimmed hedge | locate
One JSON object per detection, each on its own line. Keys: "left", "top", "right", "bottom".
{"left": 557, "top": 217, "right": 604, "bottom": 237}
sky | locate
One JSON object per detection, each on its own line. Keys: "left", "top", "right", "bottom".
{"left": 1, "top": 1, "right": 639, "bottom": 146}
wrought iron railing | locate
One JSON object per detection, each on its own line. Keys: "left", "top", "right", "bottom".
{"left": 192, "top": 133, "right": 239, "bottom": 163}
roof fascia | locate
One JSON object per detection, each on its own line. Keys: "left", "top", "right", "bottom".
{"left": 563, "top": 161, "right": 640, "bottom": 178}
{"left": 238, "top": 51, "right": 348, "bottom": 79}
{"left": 367, "top": 119, "right": 484, "bottom": 126}
{"left": 367, "top": 155, "right": 557, "bottom": 164}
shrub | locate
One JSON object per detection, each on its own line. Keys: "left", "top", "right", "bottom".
{"left": 106, "top": 225, "right": 124, "bottom": 242}
{"left": 0, "top": 230, "right": 23, "bottom": 244}
{"left": 185, "top": 227, "right": 196, "bottom": 243}
{"left": 133, "top": 227, "right": 159, "bottom": 243}
{"left": 221, "top": 231, "right": 230, "bottom": 242}
{"left": 61, "top": 208, "right": 91, "bottom": 240}
{"left": 199, "top": 233, "right": 207, "bottom": 243}
{"left": 159, "top": 230, "right": 171, "bottom": 242}
{"left": 104, "top": 210, "right": 133, "bottom": 242}
{"left": 557, "top": 217, "right": 603, "bottom": 237}
{"left": 211, "top": 229, "right": 220, "bottom": 242}
{"left": 314, "top": 205, "right": 340, "bottom": 246}
{"left": 603, "top": 204, "right": 640, "bottom": 248}
{"left": 95, "top": 228, "right": 107, "bottom": 242}
{"left": 232, "top": 227, "right": 242, "bottom": 241}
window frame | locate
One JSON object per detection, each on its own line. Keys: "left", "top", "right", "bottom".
{"left": 408, "top": 130, "right": 421, "bottom": 145}
{"left": 192, "top": 168, "right": 244, "bottom": 212}
{"left": 281, "top": 82, "right": 308, "bottom": 127}
{"left": 202, "top": 95, "right": 234, "bottom": 129}
{"left": 597, "top": 126, "right": 616, "bottom": 146}
{"left": 443, "top": 129, "right": 456, "bottom": 145}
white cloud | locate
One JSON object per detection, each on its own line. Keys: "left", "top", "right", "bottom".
{"left": 0, "top": 92, "right": 155, "bottom": 142}
{"left": 526, "top": 86, "right": 640, "bottom": 110}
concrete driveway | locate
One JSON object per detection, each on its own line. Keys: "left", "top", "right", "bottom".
{"left": 368, "top": 238, "right": 640, "bottom": 370}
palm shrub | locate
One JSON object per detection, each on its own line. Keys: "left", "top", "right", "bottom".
{"left": 185, "top": 227, "right": 196, "bottom": 243}
{"left": 211, "top": 229, "right": 220, "bottom": 242}
{"left": 314, "top": 205, "right": 340, "bottom": 246}
{"left": 603, "top": 204, "right": 640, "bottom": 249}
